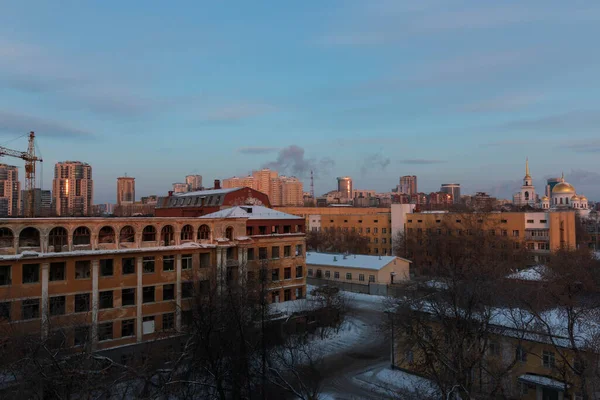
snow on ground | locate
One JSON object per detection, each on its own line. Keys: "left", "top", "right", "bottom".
{"left": 310, "top": 316, "right": 368, "bottom": 358}
{"left": 305, "top": 284, "right": 389, "bottom": 312}
{"left": 353, "top": 364, "right": 439, "bottom": 398}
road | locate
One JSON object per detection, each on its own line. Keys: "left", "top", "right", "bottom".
{"left": 317, "top": 294, "right": 393, "bottom": 400}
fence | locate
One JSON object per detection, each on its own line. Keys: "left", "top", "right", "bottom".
{"left": 307, "top": 277, "right": 407, "bottom": 297}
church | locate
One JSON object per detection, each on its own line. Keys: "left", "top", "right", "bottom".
{"left": 512, "top": 159, "right": 590, "bottom": 215}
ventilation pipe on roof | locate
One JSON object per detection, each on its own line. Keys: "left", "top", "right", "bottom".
{"left": 333, "top": 256, "right": 337, "bottom": 262}
{"left": 214, "top": 179, "right": 221, "bottom": 189}
{"left": 168, "top": 191, "right": 174, "bottom": 197}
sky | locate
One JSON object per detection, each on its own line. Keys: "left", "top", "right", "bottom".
{"left": 1, "top": 1, "right": 600, "bottom": 203}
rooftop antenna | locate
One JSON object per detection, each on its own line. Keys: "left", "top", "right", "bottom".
{"left": 310, "top": 170, "right": 315, "bottom": 199}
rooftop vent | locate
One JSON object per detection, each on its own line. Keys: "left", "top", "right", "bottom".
{"left": 333, "top": 256, "right": 337, "bottom": 262}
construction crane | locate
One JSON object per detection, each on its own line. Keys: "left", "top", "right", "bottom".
{"left": 0, "top": 132, "right": 43, "bottom": 217}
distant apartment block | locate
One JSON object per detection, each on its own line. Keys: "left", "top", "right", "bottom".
{"left": 0, "top": 163, "right": 20, "bottom": 217}
{"left": 223, "top": 168, "right": 303, "bottom": 206}
{"left": 117, "top": 176, "right": 135, "bottom": 205}
{"left": 53, "top": 161, "right": 93, "bottom": 216}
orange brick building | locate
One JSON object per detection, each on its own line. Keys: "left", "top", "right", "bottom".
{"left": 0, "top": 205, "right": 305, "bottom": 351}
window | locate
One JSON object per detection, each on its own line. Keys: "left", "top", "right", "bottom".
{"left": 22, "top": 298, "right": 40, "bottom": 319}
{"left": 75, "top": 293, "right": 90, "bottom": 312}
{"left": 295, "top": 244, "right": 303, "bottom": 257}
{"left": 366, "top": 228, "right": 371, "bottom": 233}
{"left": 163, "top": 313, "right": 175, "bottom": 330}
{"left": 284, "top": 245, "right": 291, "bottom": 257}
{"left": 49, "top": 296, "right": 65, "bottom": 316}
{"left": 295, "top": 287, "right": 303, "bottom": 299}
{"left": 182, "top": 254, "right": 192, "bottom": 270}
{"left": 142, "top": 225, "right": 156, "bottom": 241}
{"left": 527, "top": 219, "right": 534, "bottom": 223}
{"left": 501, "top": 219, "right": 507, "bottom": 223}
{"left": 316, "top": 269, "right": 322, "bottom": 278}
{"left": 543, "top": 350, "right": 555, "bottom": 368}
{"left": 122, "top": 258, "right": 135, "bottom": 274}
{"left": 100, "top": 259, "right": 113, "bottom": 277}
{"left": 284, "top": 267, "right": 291, "bottom": 280}
{"left": 501, "top": 230, "right": 507, "bottom": 237}
{"left": 296, "top": 265, "right": 303, "bottom": 278}
{"left": 247, "top": 248, "right": 255, "bottom": 261}
{"left": 182, "top": 282, "right": 194, "bottom": 298}
{"left": 163, "top": 284, "right": 175, "bottom": 300}
{"left": 122, "top": 288, "right": 135, "bottom": 306}
{"left": 143, "top": 286, "right": 155, "bottom": 303}
{"left": 272, "top": 246, "right": 280, "bottom": 259}
{"left": 259, "top": 247, "right": 268, "bottom": 260}
{"left": 334, "top": 271, "right": 340, "bottom": 279}
{"left": 540, "top": 219, "right": 547, "bottom": 223}
{"left": 98, "top": 322, "right": 113, "bottom": 341}
{"left": 308, "top": 269, "right": 313, "bottom": 277}
{"left": 516, "top": 346, "right": 527, "bottom": 362}
{"left": 163, "top": 255, "right": 175, "bottom": 271}
{"left": 200, "top": 253, "right": 210, "bottom": 267}
{"left": 272, "top": 269, "right": 280, "bottom": 281}
{"left": 488, "top": 341, "right": 500, "bottom": 356}
{"left": 382, "top": 238, "right": 386, "bottom": 244}
{"left": 359, "top": 274, "right": 365, "bottom": 282}
{"left": 75, "top": 260, "right": 91, "bottom": 279}
{"left": 74, "top": 326, "right": 89, "bottom": 346}
{"left": 369, "top": 275, "right": 375, "bottom": 282}
{"left": 519, "top": 382, "right": 529, "bottom": 395}
{"left": 49, "top": 262, "right": 65, "bottom": 281}
{"left": 0, "top": 302, "right": 10, "bottom": 320}
{"left": 325, "top": 270, "right": 331, "bottom": 278}
{"left": 382, "top": 228, "right": 387, "bottom": 234}
{"left": 22, "top": 264, "right": 40, "bottom": 283}
{"left": 346, "top": 273, "right": 352, "bottom": 280}
{"left": 513, "top": 230, "right": 520, "bottom": 237}
{"left": 143, "top": 256, "right": 155, "bottom": 273}
{"left": 284, "top": 289, "right": 291, "bottom": 301}
{"left": 99, "top": 291, "right": 113, "bottom": 309}
{"left": 121, "top": 319, "right": 135, "bottom": 337}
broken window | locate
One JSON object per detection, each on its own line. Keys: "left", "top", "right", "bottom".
{"left": 122, "top": 288, "right": 135, "bottom": 306}
{"left": 75, "top": 260, "right": 91, "bottom": 279}
{"left": 225, "top": 227, "right": 233, "bottom": 240}
{"left": 50, "top": 296, "right": 66, "bottom": 316}
{"left": 75, "top": 293, "right": 90, "bottom": 312}
{"left": 0, "top": 228, "right": 14, "bottom": 248}
{"left": 19, "top": 227, "right": 40, "bottom": 248}
{"left": 49, "top": 262, "right": 66, "bottom": 281}
{"left": 142, "top": 225, "right": 156, "bottom": 241}
{"left": 100, "top": 259, "right": 113, "bottom": 276}
{"left": 22, "top": 264, "right": 40, "bottom": 284}
{"left": 161, "top": 225, "right": 174, "bottom": 246}
{"left": 73, "top": 226, "right": 91, "bottom": 245}
{"left": 119, "top": 226, "right": 135, "bottom": 243}
{"left": 198, "top": 225, "right": 210, "bottom": 240}
{"left": 48, "top": 227, "right": 68, "bottom": 251}
{"left": 181, "top": 225, "right": 194, "bottom": 241}
{"left": 98, "top": 226, "right": 115, "bottom": 243}
{"left": 22, "top": 298, "right": 40, "bottom": 319}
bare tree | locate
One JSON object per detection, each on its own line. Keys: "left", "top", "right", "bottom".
{"left": 306, "top": 229, "right": 369, "bottom": 254}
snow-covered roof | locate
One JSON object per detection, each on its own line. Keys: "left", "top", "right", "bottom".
{"left": 173, "top": 188, "right": 239, "bottom": 197}
{"left": 306, "top": 252, "right": 409, "bottom": 271}
{"left": 518, "top": 374, "right": 568, "bottom": 391}
{"left": 0, "top": 242, "right": 214, "bottom": 261}
{"left": 199, "top": 205, "right": 303, "bottom": 220}
{"left": 507, "top": 265, "right": 549, "bottom": 281}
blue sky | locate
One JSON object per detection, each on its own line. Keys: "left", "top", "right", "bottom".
{"left": 1, "top": 1, "right": 600, "bottom": 203}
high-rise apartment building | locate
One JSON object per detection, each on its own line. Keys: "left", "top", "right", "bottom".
{"left": 0, "top": 163, "right": 21, "bottom": 217}
{"left": 185, "top": 175, "right": 203, "bottom": 191}
{"left": 281, "top": 176, "right": 304, "bottom": 207}
{"left": 253, "top": 168, "right": 279, "bottom": 195}
{"left": 399, "top": 176, "right": 417, "bottom": 195}
{"left": 117, "top": 176, "right": 135, "bottom": 205}
{"left": 223, "top": 169, "right": 303, "bottom": 206}
{"left": 337, "top": 176, "right": 353, "bottom": 200}
{"left": 20, "top": 189, "right": 52, "bottom": 217}
{"left": 440, "top": 183, "right": 461, "bottom": 204}
{"left": 53, "top": 161, "right": 93, "bottom": 216}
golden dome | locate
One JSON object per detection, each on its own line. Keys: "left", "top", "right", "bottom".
{"left": 580, "top": 196, "right": 587, "bottom": 201}
{"left": 552, "top": 182, "right": 575, "bottom": 194}
{"left": 571, "top": 195, "right": 579, "bottom": 200}
{"left": 542, "top": 196, "right": 549, "bottom": 201}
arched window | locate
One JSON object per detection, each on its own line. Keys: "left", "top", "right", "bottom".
{"left": 225, "top": 227, "right": 233, "bottom": 241}
{"left": 99, "top": 226, "right": 116, "bottom": 244}
{"left": 142, "top": 225, "right": 156, "bottom": 242}
{"left": 198, "top": 225, "right": 210, "bottom": 240}
{"left": 19, "top": 227, "right": 40, "bottom": 248}
{"left": 120, "top": 226, "right": 135, "bottom": 243}
{"left": 524, "top": 191, "right": 529, "bottom": 200}
{"left": 0, "top": 228, "right": 14, "bottom": 248}
{"left": 181, "top": 225, "right": 194, "bottom": 241}
{"left": 73, "top": 226, "right": 91, "bottom": 245}
{"left": 48, "top": 227, "right": 68, "bottom": 251}
{"left": 161, "top": 225, "right": 174, "bottom": 246}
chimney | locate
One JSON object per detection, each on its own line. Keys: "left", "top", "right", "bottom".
{"left": 333, "top": 256, "right": 337, "bottom": 262}
{"left": 168, "top": 191, "right": 174, "bottom": 197}
{"left": 214, "top": 179, "right": 221, "bottom": 189}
